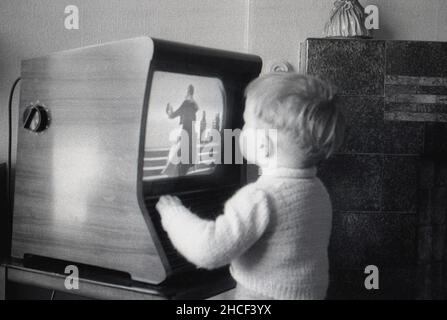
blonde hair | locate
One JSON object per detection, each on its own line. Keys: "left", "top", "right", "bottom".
{"left": 245, "top": 72, "right": 345, "bottom": 166}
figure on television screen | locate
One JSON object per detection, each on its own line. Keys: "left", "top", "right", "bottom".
{"left": 199, "top": 110, "right": 207, "bottom": 143}
{"left": 212, "top": 112, "right": 221, "bottom": 132}
{"left": 162, "top": 84, "right": 199, "bottom": 177}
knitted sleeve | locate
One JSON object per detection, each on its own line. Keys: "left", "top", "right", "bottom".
{"left": 156, "top": 186, "right": 271, "bottom": 270}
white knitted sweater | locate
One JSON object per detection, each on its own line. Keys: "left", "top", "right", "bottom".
{"left": 158, "top": 166, "right": 332, "bottom": 300}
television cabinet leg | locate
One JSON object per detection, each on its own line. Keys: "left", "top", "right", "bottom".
{"left": 0, "top": 265, "right": 5, "bottom": 300}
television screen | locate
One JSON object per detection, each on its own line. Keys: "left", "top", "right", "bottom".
{"left": 144, "top": 71, "right": 225, "bottom": 181}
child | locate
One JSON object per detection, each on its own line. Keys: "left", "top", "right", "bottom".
{"left": 156, "top": 73, "right": 345, "bottom": 300}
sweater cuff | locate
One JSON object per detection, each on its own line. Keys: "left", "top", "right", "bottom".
{"left": 159, "top": 203, "right": 196, "bottom": 230}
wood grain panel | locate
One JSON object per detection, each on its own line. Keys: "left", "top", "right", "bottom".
{"left": 7, "top": 266, "right": 165, "bottom": 300}
{"left": 11, "top": 37, "right": 168, "bottom": 284}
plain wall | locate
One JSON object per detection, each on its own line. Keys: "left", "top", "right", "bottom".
{"left": 0, "top": 0, "right": 249, "bottom": 164}
{"left": 250, "top": 0, "right": 447, "bottom": 72}
{"left": 1, "top": 0, "right": 447, "bottom": 163}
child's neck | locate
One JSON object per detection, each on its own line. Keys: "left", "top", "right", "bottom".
{"left": 271, "top": 156, "right": 309, "bottom": 170}
{"left": 258, "top": 157, "right": 313, "bottom": 176}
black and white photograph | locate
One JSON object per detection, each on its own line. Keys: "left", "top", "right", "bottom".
{"left": 0, "top": 0, "right": 447, "bottom": 310}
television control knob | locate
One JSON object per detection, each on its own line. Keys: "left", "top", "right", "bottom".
{"left": 23, "top": 104, "right": 51, "bottom": 133}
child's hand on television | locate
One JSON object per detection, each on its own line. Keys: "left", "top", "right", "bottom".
{"left": 156, "top": 195, "right": 194, "bottom": 231}
{"left": 156, "top": 195, "right": 185, "bottom": 217}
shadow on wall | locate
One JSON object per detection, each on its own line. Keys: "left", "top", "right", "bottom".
{"left": 371, "top": 17, "right": 394, "bottom": 40}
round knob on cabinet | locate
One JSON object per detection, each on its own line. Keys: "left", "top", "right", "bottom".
{"left": 23, "top": 104, "right": 51, "bottom": 133}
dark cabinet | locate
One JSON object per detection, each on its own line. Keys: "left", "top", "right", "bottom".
{"left": 301, "top": 38, "right": 447, "bottom": 299}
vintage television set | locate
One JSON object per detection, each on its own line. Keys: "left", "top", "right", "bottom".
{"left": 11, "top": 37, "right": 262, "bottom": 292}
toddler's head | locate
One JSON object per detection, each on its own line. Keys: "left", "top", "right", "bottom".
{"left": 241, "top": 72, "right": 345, "bottom": 169}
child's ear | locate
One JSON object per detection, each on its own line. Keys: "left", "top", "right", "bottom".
{"left": 260, "top": 130, "right": 276, "bottom": 159}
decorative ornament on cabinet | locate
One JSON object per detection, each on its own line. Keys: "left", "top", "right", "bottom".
{"left": 323, "top": 0, "right": 372, "bottom": 39}
{"left": 270, "top": 61, "right": 294, "bottom": 73}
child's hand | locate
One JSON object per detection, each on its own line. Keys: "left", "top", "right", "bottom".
{"left": 156, "top": 195, "right": 184, "bottom": 217}
{"left": 156, "top": 195, "right": 193, "bottom": 231}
